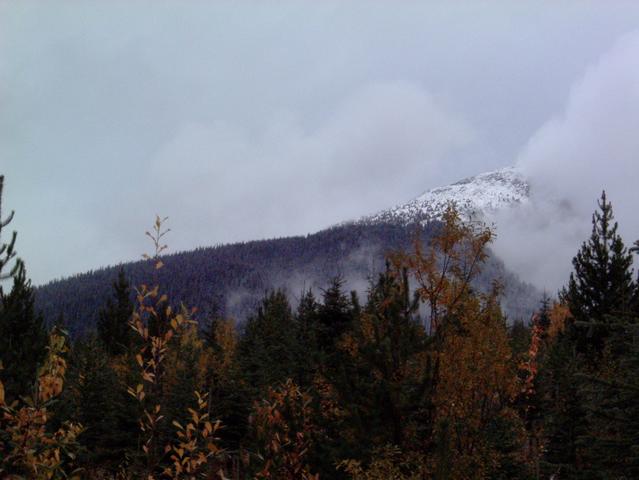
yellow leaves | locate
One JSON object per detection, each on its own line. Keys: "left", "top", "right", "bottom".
{"left": 395, "top": 204, "right": 494, "bottom": 335}
{"left": 172, "top": 420, "right": 184, "bottom": 430}
{"left": 432, "top": 297, "right": 518, "bottom": 478}
{"left": 338, "top": 446, "right": 427, "bottom": 480}
{"left": 252, "top": 379, "right": 318, "bottom": 479}
{"left": 548, "top": 302, "right": 571, "bottom": 339}
{"left": 0, "top": 329, "right": 83, "bottom": 477}
{"left": 161, "top": 391, "right": 223, "bottom": 478}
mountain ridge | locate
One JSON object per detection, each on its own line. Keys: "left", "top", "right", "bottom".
{"left": 360, "top": 166, "right": 530, "bottom": 225}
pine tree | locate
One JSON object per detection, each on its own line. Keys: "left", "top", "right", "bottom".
{"left": 0, "top": 264, "right": 47, "bottom": 402}
{"left": 0, "top": 175, "right": 22, "bottom": 283}
{"left": 563, "top": 191, "right": 634, "bottom": 326}
{"left": 539, "top": 192, "right": 637, "bottom": 478}
{"left": 632, "top": 240, "right": 639, "bottom": 314}
{"left": 238, "top": 290, "right": 299, "bottom": 394}
{"left": 62, "top": 337, "right": 134, "bottom": 471}
{"left": 97, "top": 267, "right": 134, "bottom": 356}
{"left": 570, "top": 318, "right": 639, "bottom": 479}
{"left": 317, "top": 277, "right": 354, "bottom": 353}
{"left": 538, "top": 328, "right": 588, "bottom": 479}
{"left": 336, "top": 263, "right": 426, "bottom": 453}
{"left": 294, "top": 289, "right": 321, "bottom": 387}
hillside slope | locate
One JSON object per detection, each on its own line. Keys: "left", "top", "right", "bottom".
{"left": 35, "top": 222, "right": 539, "bottom": 336}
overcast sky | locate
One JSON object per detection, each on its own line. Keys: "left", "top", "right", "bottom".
{"left": 1, "top": 1, "right": 639, "bottom": 287}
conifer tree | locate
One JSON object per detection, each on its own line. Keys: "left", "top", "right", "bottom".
{"left": 538, "top": 328, "right": 588, "bottom": 479}
{"left": 0, "top": 175, "right": 22, "bottom": 283}
{"left": 317, "top": 277, "right": 354, "bottom": 352}
{"left": 202, "top": 314, "right": 247, "bottom": 450}
{"left": 540, "top": 192, "right": 637, "bottom": 478}
{"left": 238, "top": 290, "right": 299, "bottom": 394}
{"left": 0, "top": 264, "right": 47, "bottom": 402}
{"left": 632, "top": 240, "right": 639, "bottom": 314}
{"left": 563, "top": 191, "right": 634, "bottom": 325}
{"left": 62, "top": 337, "right": 133, "bottom": 471}
{"left": 294, "top": 289, "right": 321, "bottom": 387}
{"left": 97, "top": 267, "right": 134, "bottom": 356}
{"left": 337, "top": 263, "right": 425, "bottom": 452}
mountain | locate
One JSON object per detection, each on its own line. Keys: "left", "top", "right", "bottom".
{"left": 34, "top": 167, "right": 540, "bottom": 336}
{"left": 362, "top": 166, "right": 529, "bottom": 225}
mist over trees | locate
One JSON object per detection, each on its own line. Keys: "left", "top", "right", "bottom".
{"left": 33, "top": 221, "right": 539, "bottom": 338}
{"left": 1, "top": 175, "right": 639, "bottom": 479}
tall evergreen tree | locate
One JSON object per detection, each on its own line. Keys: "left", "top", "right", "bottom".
{"left": 238, "top": 290, "right": 299, "bottom": 394}
{"left": 97, "top": 267, "right": 134, "bottom": 356}
{"left": 0, "top": 264, "right": 47, "bottom": 402}
{"left": 563, "top": 191, "right": 634, "bottom": 325}
{"left": 540, "top": 193, "right": 636, "bottom": 478}
{"left": 61, "top": 336, "right": 135, "bottom": 471}
{"left": 538, "top": 329, "right": 588, "bottom": 479}
{"left": 338, "top": 264, "right": 425, "bottom": 451}
{"left": 632, "top": 240, "right": 639, "bottom": 314}
{"left": 294, "top": 289, "right": 321, "bottom": 387}
{"left": 317, "top": 277, "right": 354, "bottom": 352}
{"left": 557, "top": 318, "right": 639, "bottom": 479}
{"left": 0, "top": 175, "right": 22, "bottom": 283}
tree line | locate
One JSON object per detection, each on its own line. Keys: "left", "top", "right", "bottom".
{"left": 0, "top": 173, "right": 638, "bottom": 479}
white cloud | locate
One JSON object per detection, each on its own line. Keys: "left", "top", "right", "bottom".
{"left": 146, "top": 82, "right": 474, "bottom": 251}
{"left": 493, "top": 31, "right": 639, "bottom": 291}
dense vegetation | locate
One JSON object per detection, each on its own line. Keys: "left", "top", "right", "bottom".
{"left": 1, "top": 174, "right": 638, "bottom": 479}
{"left": 34, "top": 221, "right": 539, "bottom": 337}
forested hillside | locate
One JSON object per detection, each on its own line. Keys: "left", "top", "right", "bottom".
{"left": 35, "top": 221, "right": 539, "bottom": 337}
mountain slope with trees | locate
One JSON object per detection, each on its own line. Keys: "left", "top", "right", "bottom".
{"left": 34, "top": 221, "right": 539, "bottom": 336}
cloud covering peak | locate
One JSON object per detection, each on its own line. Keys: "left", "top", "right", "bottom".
{"left": 493, "top": 31, "right": 639, "bottom": 291}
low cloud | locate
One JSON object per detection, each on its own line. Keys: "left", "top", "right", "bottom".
{"left": 146, "top": 82, "right": 474, "bottom": 252}
{"left": 493, "top": 31, "right": 639, "bottom": 292}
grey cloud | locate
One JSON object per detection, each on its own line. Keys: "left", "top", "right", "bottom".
{"left": 145, "top": 81, "right": 474, "bottom": 251}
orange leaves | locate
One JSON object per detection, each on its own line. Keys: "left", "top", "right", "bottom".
{"left": 547, "top": 302, "right": 571, "bottom": 339}
{"left": 251, "top": 379, "right": 318, "bottom": 480}
{"left": 390, "top": 205, "right": 522, "bottom": 478}
{"left": 394, "top": 204, "right": 494, "bottom": 336}
{"left": 128, "top": 216, "right": 226, "bottom": 478}
{"left": 0, "top": 328, "right": 83, "bottom": 477}
{"left": 36, "top": 330, "right": 69, "bottom": 403}
{"left": 163, "top": 391, "right": 223, "bottom": 479}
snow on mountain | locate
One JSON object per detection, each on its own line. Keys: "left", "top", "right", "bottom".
{"left": 363, "top": 166, "right": 530, "bottom": 225}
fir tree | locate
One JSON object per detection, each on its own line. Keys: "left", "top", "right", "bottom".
{"left": 238, "top": 290, "right": 299, "bottom": 394}
{"left": 337, "top": 264, "right": 425, "bottom": 453}
{"left": 572, "top": 320, "right": 639, "bottom": 479}
{"left": 0, "top": 264, "right": 47, "bottom": 402}
{"left": 563, "top": 191, "right": 634, "bottom": 325}
{"left": 97, "top": 267, "right": 134, "bottom": 356}
{"left": 317, "top": 277, "right": 354, "bottom": 352}
{"left": 62, "top": 337, "right": 135, "bottom": 471}
{"left": 0, "top": 175, "right": 22, "bottom": 282}
{"left": 294, "top": 289, "right": 321, "bottom": 387}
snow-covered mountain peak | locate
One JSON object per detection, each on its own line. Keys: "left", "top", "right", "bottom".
{"left": 363, "top": 166, "right": 529, "bottom": 225}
